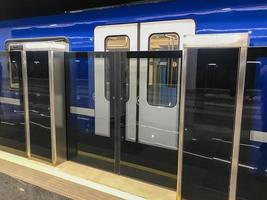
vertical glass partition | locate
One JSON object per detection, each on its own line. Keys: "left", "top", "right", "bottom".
{"left": 237, "top": 47, "right": 267, "bottom": 200}
{"left": 120, "top": 51, "right": 182, "bottom": 189}
{"left": 0, "top": 52, "right": 25, "bottom": 154}
{"left": 26, "top": 51, "right": 51, "bottom": 161}
{"left": 65, "top": 52, "right": 117, "bottom": 172}
{"left": 181, "top": 48, "right": 240, "bottom": 200}
{"left": 64, "top": 51, "right": 182, "bottom": 188}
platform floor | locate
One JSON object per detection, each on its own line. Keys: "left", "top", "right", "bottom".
{"left": 0, "top": 172, "right": 69, "bottom": 200}
{"left": 0, "top": 150, "right": 176, "bottom": 200}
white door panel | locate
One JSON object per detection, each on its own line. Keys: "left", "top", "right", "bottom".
{"left": 94, "top": 58, "right": 109, "bottom": 137}
{"left": 126, "top": 59, "right": 138, "bottom": 141}
{"left": 139, "top": 59, "right": 179, "bottom": 149}
{"left": 94, "top": 24, "right": 138, "bottom": 138}
{"left": 139, "top": 19, "right": 195, "bottom": 149}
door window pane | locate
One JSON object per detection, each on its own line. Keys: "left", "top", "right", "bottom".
{"left": 9, "top": 55, "right": 20, "bottom": 89}
{"left": 105, "top": 36, "right": 130, "bottom": 101}
{"left": 182, "top": 48, "right": 239, "bottom": 200}
{"left": 147, "top": 33, "right": 179, "bottom": 107}
{"left": 105, "top": 36, "right": 130, "bottom": 51}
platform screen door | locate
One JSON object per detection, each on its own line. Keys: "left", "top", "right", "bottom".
{"left": 177, "top": 33, "right": 249, "bottom": 200}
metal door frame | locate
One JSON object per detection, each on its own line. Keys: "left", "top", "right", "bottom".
{"left": 177, "top": 33, "right": 249, "bottom": 200}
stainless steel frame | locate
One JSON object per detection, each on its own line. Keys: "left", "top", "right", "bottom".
{"left": 21, "top": 50, "right": 31, "bottom": 157}
{"left": 228, "top": 46, "right": 248, "bottom": 200}
{"left": 177, "top": 33, "right": 249, "bottom": 200}
{"left": 6, "top": 38, "right": 69, "bottom": 165}
{"left": 50, "top": 51, "right": 67, "bottom": 165}
{"left": 48, "top": 50, "right": 57, "bottom": 165}
{"left": 177, "top": 47, "right": 187, "bottom": 200}
{"left": 5, "top": 37, "right": 69, "bottom": 51}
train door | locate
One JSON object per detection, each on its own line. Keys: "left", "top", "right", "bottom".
{"left": 94, "top": 24, "right": 138, "bottom": 139}
{"left": 177, "top": 33, "right": 249, "bottom": 200}
{"left": 138, "top": 19, "right": 195, "bottom": 149}
{"left": 94, "top": 20, "right": 195, "bottom": 188}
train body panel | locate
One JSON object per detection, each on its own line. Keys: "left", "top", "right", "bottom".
{"left": 0, "top": 1, "right": 266, "bottom": 50}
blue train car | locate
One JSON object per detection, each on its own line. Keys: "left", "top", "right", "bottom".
{"left": 0, "top": 1, "right": 267, "bottom": 200}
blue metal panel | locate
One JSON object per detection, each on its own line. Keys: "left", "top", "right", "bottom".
{"left": 252, "top": 57, "right": 267, "bottom": 132}
{"left": 0, "top": 0, "right": 266, "bottom": 50}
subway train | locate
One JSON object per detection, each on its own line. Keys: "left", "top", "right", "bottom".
{"left": 0, "top": 1, "right": 267, "bottom": 200}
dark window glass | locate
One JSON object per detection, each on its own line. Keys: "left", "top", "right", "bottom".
{"left": 9, "top": 55, "right": 20, "bottom": 89}
{"left": 120, "top": 52, "right": 182, "bottom": 189}
{"left": 0, "top": 51, "right": 25, "bottom": 154}
{"left": 27, "top": 51, "right": 51, "bottom": 160}
{"left": 237, "top": 47, "right": 267, "bottom": 200}
{"left": 66, "top": 52, "right": 115, "bottom": 172}
{"left": 182, "top": 48, "right": 239, "bottom": 200}
{"left": 66, "top": 51, "right": 181, "bottom": 189}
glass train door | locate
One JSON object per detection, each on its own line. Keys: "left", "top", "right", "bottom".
{"left": 177, "top": 33, "right": 249, "bottom": 200}
{"left": 88, "top": 23, "right": 138, "bottom": 172}
{"left": 120, "top": 19, "right": 195, "bottom": 188}
{"left": 93, "top": 20, "right": 195, "bottom": 188}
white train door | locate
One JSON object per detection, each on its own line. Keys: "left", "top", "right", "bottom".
{"left": 94, "top": 24, "right": 138, "bottom": 138}
{"left": 138, "top": 20, "right": 195, "bottom": 149}
{"left": 94, "top": 20, "right": 195, "bottom": 149}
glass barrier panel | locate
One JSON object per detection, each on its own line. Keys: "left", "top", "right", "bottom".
{"left": 237, "top": 47, "right": 267, "bottom": 200}
{"left": 182, "top": 48, "right": 240, "bottom": 200}
{"left": 0, "top": 51, "right": 25, "bottom": 154}
{"left": 65, "top": 52, "right": 117, "bottom": 172}
{"left": 120, "top": 52, "right": 182, "bottom": 189}
{"left": 26, "top": 51, "right": 51, "bottom": 160}
{"left": 65, "top": 51, "right": 182, "bottom": 188}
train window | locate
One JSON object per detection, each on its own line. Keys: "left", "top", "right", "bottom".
{"left": 104, "top": 35, "right": 130, "bottom": 101}
{"left": 147, "top": 33, "right": 179, "bottom": 107}
{"left": 9, "top": 53, "right": 21, "bottom": 89}
{"left": 105, "top": 35, "right": 130, "bottom": 51}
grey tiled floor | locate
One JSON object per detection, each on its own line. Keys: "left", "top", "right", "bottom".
{"left": 0, "top": 172, "right": 70, "bottom": 200}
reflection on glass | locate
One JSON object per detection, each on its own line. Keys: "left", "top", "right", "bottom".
{"left": 66, "top": 52, "right": 114, "bottom": 172}
{"left": 121, "top": 58, "right": 179, "bottom": 188}
{"left": 119, "top": 34, "right": 180, "bottom": 188}
{"left": 237, "top": 47, "right": 267, "bottom": 200}
{"left": 27, "top": 51, "right": 51, "bottom": 160}
{"left": 182, "top": 48, "right": 239, "bottom": 200}
{"left": 0, "top": 52, "right": 25, "bottom": 153}
{"left": 148, "top": 33, "right": 179, "bottom": 107}
{"left": 65, "top": 51, "right": 180, "bottom": 188}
